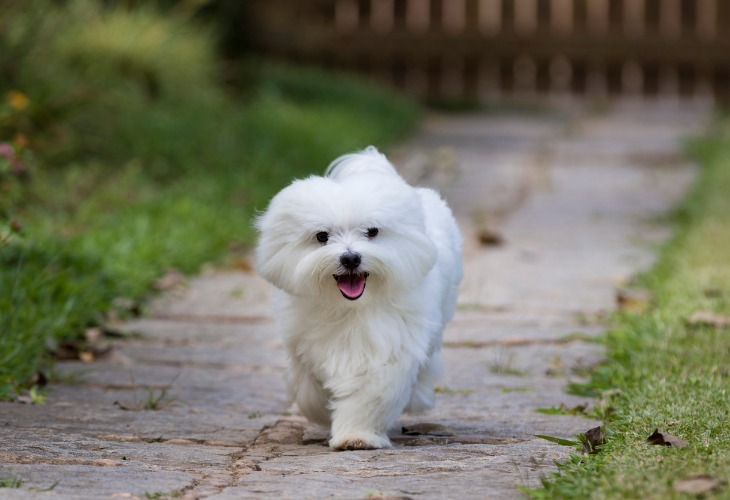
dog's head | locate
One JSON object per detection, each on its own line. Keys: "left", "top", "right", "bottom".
{"left": 255, "top": 171, "right": 437, "bottom": 303}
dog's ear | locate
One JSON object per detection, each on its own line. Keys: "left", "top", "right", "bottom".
{"left": 254, "top": 193, "right": 300, "bottom": 293}
{"left": 254, "top": 176, "right": 336, "bottom": 293}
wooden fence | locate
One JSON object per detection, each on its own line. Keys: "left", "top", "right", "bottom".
{"left": 247, "top": 0, "right": 730, "bottom": 103}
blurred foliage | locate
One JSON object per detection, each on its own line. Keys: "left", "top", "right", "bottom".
{"left": 0, "top": 0, "right": 420, "bottom": 397}
{"left": 0, "top": 0, "right": 222, "bottom": 169}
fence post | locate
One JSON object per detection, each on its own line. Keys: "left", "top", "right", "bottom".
{"left": 660, "top": 0, "right": 681, "bottom": 38}
{"left": 406, "top": 0, "right": 430, "bottom": 33}
{"left": 479, "top": 0, "right": 502, "bottom": 35}
{"left": 443, "top": 0, "right": 466, "bottom": 35}
{"left": 248, "top": 0, "right": 730, "bottom": 104}
{"left": 696, "top": 0, "right": 717, "bottom": 40}
{"left": 335, "top": 0, "right": 359, "bottom": 33}
{"left": 371, "top": 0, "right": 395, "bottom": 33}
{"left": 587, "top": 0, "right": 609, "bottom": 36}
{"left": 551, "top": 0, "right": 573, "bottom": 36}
{"left": 515, "top": 0, "right": 538, "bottom": 36}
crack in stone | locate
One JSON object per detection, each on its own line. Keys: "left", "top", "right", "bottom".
{"left": 176, "top": 419, "right": 304, "bottom": 499}
{"left": 252, "top": 418, "right": 307, "bottom": 446}
{"left": 96, "top": 434, "right": 246, "bottom": 447}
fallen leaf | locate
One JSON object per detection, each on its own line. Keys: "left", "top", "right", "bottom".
{"left": 154, "top": 268, "right": 186, "bottom": 291}
{"left": 582, "top": 426, "right": 606, "bottom": 454}
{"left": 616, "top": 287, "right": 653, "bottom": 313}
{"left": 674, "top": 475, "right": 726, "bottom": 495}
{"left": 79, "top": 351, "right": 95, "bottom": 363}
{"left": 477, "top": 228, "right": 504, "bottom": 247}
{"left": 646, "top": 428, "right": 688, "bottom": 448}
{"left": 230, "top": 256, "right": 254, "bottom": 272}
{"left": 401, "top": 423, "right": 456, "bottom": 436}
{"left": 29, "top": 371, "right": 48, "bottom": 387}
{"left": 52, "top": 341, "right": 80, "bottom": 360}
{"left": 687, "top": 311, "right": 730, "bottom": 329}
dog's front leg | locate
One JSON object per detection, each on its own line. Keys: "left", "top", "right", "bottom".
{"left": 327, "top": 364, "right": 415, "bottom": 450}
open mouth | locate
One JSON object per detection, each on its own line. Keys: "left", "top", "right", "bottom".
{"left": 333, "top": 272, "right": 369, "bottom": 300}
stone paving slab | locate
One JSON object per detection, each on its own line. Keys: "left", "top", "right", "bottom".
{"left": 209, "top": 440, "right": 565, "bottom": 500}
{"left": 0, "top": 104, "right": 707, "bottom": 499}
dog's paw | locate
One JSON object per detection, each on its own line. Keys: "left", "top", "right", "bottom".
{"left": 329, "top": 431, "right": 392, "bottom": 451}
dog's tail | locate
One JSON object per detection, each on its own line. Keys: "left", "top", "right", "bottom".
{"left": 324, "top": 146, "right": 399, "bottom": 181}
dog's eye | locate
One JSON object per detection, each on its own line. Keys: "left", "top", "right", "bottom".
{"left": 366, "top": 228, "right": 379, "bottom": 238}
{"left": 315, "top": 231, "right": 329, "bottom": 243}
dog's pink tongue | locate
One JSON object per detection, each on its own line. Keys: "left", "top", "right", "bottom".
{"left": 337, "top": 274, "right": 366, "bottom": 299}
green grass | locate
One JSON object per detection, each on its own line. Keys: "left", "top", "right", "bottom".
{"left": 0, "top": 76, "right": 418, "bottom": 397}
{"left": 0, "top": 2, "right": 419, "bottom": 398}
{"left": 532, "top": 123, "right": 730, "bottom": 498}
{"left": 488, "top": 349, "right": 528, "bottom": 376}
{"left": 0, "top": 477, "right": 22, "bottom": 488}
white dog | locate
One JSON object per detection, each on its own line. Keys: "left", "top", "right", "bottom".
{"left": 255, "top": 147, "right": 462, "bottom": 450}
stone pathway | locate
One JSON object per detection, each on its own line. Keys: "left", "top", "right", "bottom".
{"left": 0, "top": 104, "right": 706, "bottom": 499}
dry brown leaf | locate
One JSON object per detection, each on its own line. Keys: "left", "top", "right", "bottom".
{"left": 154, "top": 268, "right": 186, "bottom": 291}
{"left": 582, "top": 426, "right": 605, "bottom": 454}
{"left": 230, "top": 257, "right": 254, "bottom": 272}
{"left": 477, "top": 228, "right": 504, "bottom": 247}
{"left": 646, "top": 428, "right": 688, "bottom": 448}
{"left": 401, "top": 423, "right": 456, "bottom": 436}
{"left": 674, "top": 475, "right": 726, "bottom": 495}
{"left": 687, "top": 311, "right": 730, "bottom": 329}
{"left": 79, "top": 351, "right": 95, "bottom": 363}
{"left": 569, "top": 403, "right": 589, "bottom": 415}
{"left": 616, "top": 287, "right": 654, "bottom": 313}
{"left": 29, "top": 371, "right": 48, "bottom": 387}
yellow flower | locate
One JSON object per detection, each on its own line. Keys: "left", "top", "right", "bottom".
{"left": 6, "top": 90, "right": 29, "bottom": 110}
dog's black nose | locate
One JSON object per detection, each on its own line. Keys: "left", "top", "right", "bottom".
{"left": 340, "top": 252, "right": 361, "bottom": 270}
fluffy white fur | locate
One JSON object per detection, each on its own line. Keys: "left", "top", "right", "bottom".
{"left": 255, "top": 146, "right": 462, "bottom": 450}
